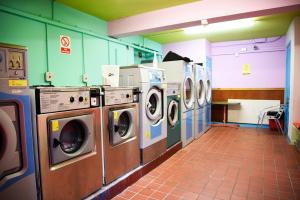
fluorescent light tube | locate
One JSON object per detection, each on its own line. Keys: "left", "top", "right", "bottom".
{"left": 184, "top": 18, "right": 255, "bottom": 34}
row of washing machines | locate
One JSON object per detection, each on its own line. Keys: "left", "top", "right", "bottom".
{"left": 0, "top": 44, "right": 212, "bottom": 200}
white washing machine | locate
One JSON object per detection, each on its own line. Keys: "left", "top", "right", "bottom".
{"left": 157, "top": 61, "right": 195, "bottom": 147}
{"left": 203, "top": 57, "right": 212, "bottom": 132}
{"left": 119, "top": 65, "right": 167, "bottom": 164}
{"left": 194, "top": 63, "right": 206, "bottom": 138}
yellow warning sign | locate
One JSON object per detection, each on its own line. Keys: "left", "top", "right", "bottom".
{"left": 8, "top": 80, "right": 28, "bottom": 87}
{"left": 145, "top": 131, "right": 150, "bottom": 139}
{"left": 242, "top": 64, "right": 251, "bottom": 75}
{"left": 114, "top": 111, "right": 118, "bottom": 120}
{"left": 52, "top": 120, "right": 59, "bottom": 132}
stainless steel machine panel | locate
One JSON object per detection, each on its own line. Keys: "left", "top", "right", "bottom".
{"left": 104, "top": 88, "right": 133, "bottom": 106}
{"left": 36, "top": 87, "right": 90, "bottom": 113}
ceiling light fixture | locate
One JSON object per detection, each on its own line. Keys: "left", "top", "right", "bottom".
{"left": 183, "top": 18, "right": 255, "bottom": 35}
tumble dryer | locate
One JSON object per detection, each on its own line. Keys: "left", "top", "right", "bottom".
{"left": 166, "top": 83, "right": 181, "bottom": 148}
{"left": 34, "top": 87, "right": 103, "bottom": 200}
{"left": 203, "top": 57, "right": 212, "bottom": 132}
{"left": 100, "top": 86, "right": 140, "bottom": 184}
{"left": 119, "top": 65, "right": 167, "bottom": 164}
{"left": 157, "top": 61, "right": 195, "bottom": 147}
{"left": 0, "top": 44, "right": 38, "bottom": 200}
{"left": 194, "top": 63, "right": 206, "bottom": 138}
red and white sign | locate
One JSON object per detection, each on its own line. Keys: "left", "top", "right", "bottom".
{"left": 60, "top": 35, "right": 71, "bottom": 54}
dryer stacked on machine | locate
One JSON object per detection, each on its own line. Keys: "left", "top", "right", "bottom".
{"left": 157, "top": 61, "right": 195, "bottom": 147}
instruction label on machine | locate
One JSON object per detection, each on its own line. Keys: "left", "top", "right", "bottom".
{"left": 60, "top": 35, "right": 71, "bottom": 54}
{"left": 52, "top": 120, "right": 59, "bottom": 132}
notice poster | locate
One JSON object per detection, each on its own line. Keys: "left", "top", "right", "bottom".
{"left": 242, "top": 64, "right": 251, "bottom": 75}
{"left": 60, "top": 35, "right": 71, "bottom": 54}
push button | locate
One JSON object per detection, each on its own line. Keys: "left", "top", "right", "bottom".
{"left": 70, "top": 96, "right": 75, "bottom": 103}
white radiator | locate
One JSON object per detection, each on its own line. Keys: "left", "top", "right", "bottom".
{"left": 227, "top": 99, "right": 280, "bottom": 124}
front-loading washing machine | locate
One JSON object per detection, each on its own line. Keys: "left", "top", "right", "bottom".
{"left": 0, "top": 43, "right": 39, "bottom": 200}
{"left": 100, "top": 86, "right": 140, "bottom": 184}
{"left": 194, "top": 63, "right": 206, "bottom": 138}
{"left": 34, "top": 87, "right": 103, "bottom": 200}
{"left": 119, "top": 65, "right": 167, "bottom": 164}
{"left": 157, "top": 61, "right": 195, "bottom": 147}
{"left": 166, "top": 83, "right": 181, "bottom": 148}
{"left": 203, "top": 57, "right": 212, "bottom": 132}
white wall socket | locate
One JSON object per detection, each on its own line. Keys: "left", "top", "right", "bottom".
{"left": 82, "top": 73, "right": 88, "bottom": 83}
{"left": 45, "top": 72, "right": 53, "bottom": 82}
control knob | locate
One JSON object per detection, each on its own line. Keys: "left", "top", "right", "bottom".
{"left": 70, "top": 96, "right": 75, "bottom": 103}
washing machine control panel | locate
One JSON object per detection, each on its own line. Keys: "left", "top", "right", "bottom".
{"left": 167, "top": 83, "right": 181, "bottom": 96}
{"left": 103, "top": 88, "right": 133, "bottom": 106}
{"left": 36, "top": 87, "right": 90, "bottom": 113}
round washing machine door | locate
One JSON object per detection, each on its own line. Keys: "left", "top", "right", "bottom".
{"left": 0, "top": 104, "right": 22, "bottom": 180}
{"left": 49, "top": 114, "right": 94, "bottom": 165}
{"left": 205, "top": 79, "right": 212, "bottom": 103}
{"left": 145, "top": 87, "right": 162, "bottom": 123}
{"left": 197, "top": 79, "right": 206, "bottom": 107}
{"left": 109, "top": 108, "right": 134, "bottom": 145}
{"left": 59, "top": 120, "right": 86, "bottom": 154}
{"left": 183, "top": 76, "right": 195, "bottom": 109}
{"left": 168, "top": 100, "right": 179, "bottom": 127}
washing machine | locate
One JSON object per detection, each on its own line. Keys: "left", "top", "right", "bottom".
{"left": 157, "top": 61, "right": 195, "bottom": 147}
{"left": 194, "top": 63, "right": 206, "bottom": 138}
{"left": 34, "top": 87, "right": 103, "bottom": 200}
{"left": 203, "top": 57, "right": 212, "bottom": 132}
{"left": 100, "top": 86, "right": 140, "bottom": 184}
{"left": 0, "top": 44, "right": 38, "bottom": 200}
{"left": 119, "top": 65, "right": 167, "bottom": 164}
{"left": 166, "top": 83, "right": 181, "bottom": 148}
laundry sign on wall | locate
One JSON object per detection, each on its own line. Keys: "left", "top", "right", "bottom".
{"left": 60, "top": 35, "right": 71, "bottom": 54}
{"left": 242, "top": 64, "right": 251, "bottom": 75}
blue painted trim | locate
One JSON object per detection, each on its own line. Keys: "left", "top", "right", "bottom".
{"left": 212, "top": 122, "right": 269, "bottom": 128}
{"left": 186, "top": 110, "right": 193, "bottom": 140}
{"left": 150, "top": 122, "right": 162, "bottom": 139}
{"left": 197, "top": 108, "right": 203, "bottom": 133}
{"left": 0, "top": 92, "right": 36, "bottom": 190}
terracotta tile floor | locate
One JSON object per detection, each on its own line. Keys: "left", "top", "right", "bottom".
{"left": 113, "top": 127, "right": 300, "bottom": 200}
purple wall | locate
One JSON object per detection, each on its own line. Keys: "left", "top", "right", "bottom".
{"left": 212, "top": 37, "right": 286, "bottom": 88}
{"left": 163, "top": 39, "right": 209, "bottom": 63}
{"left": 162, "top": 36, "right": 286, "bottom": 88}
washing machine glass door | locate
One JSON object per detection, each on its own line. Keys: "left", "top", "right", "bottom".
{"left": 197, "top": 79, "right": 206, "bottom": 107}
{"left": 109, "top": 108, "right": 134, "bottom": 145}
{"left": 145, "top": 88, "right": 162, "bottom": 123}
{"left": 206, "top": 79, "right": 212, "bottom": 103}
{"left": 49, "top": 114, "right": 94, "bottom": 165}
{"left": 183, "top": 76, "right": 195, "bottom": 109}
{"left": 59, "top": 120, "right": 85, "bottom": 154}
{"left": 168, "top": 100, "right": 179, "bottom": 127}
{"left": 0, "top": 103, "right": 22, "bottom": 180}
